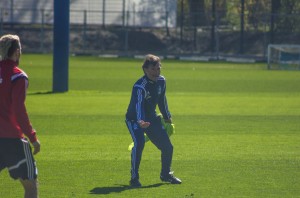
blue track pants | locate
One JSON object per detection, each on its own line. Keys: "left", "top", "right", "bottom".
{"left": 125, "top": 116, "right": 173, "bottom": 180}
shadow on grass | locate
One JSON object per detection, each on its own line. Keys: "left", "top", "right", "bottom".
{"left": 89, "top": 183, "right": 166, "bottom": 195}
{"left": 27, "top": 91, "right": 66, "bottom": 95}
{"left": 27, "top": 91, "right": 53, "bottom": 95}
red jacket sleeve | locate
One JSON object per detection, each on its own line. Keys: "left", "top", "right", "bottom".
{"left": 11, "top": 78, "right": 37, "bottom": 143}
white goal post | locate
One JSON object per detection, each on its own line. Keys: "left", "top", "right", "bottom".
{"left": 267, "top": 44, "right": 300, "bottom": 70}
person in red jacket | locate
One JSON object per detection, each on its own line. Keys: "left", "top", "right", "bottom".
{"left": 0, "top": 34, "right": 40, "bottom": 198}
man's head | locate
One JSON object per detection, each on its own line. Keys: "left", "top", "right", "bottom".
{"left": 0, "top": 34, "right": 22, "bottom": 62}
{"left": 142, "top": 54, "right": 161, "bottom": 81}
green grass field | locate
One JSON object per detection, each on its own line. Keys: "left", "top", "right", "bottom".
{"left": 1, "top": 54, "right": 300, "bottom": 198}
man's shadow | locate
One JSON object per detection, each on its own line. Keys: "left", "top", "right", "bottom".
{"left": 89, "top": 183, "right": 167, "bottom": 195}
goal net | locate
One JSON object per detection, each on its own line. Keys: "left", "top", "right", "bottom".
{"left": 267, "top": 44, "right": 300, "bottom": 70}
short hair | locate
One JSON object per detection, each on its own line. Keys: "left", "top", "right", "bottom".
{"left": 0, "top": 34, "right": 21, "bottom": 60}
{"left": 142, "top": 54, "right": 161, "bottom": 69}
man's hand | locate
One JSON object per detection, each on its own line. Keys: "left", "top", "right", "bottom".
{"left": 138, "top": 120, "right": 150, "bottom": 128}
{"left": 164, "top": 118, "right": 172, "bottom": 123}
{"left": 32, "top": 140, "right": 40, "bottom": 155}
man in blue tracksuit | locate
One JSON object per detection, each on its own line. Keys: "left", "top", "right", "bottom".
{"left": 125, "top": 54, "right": 181, "bottom": 187}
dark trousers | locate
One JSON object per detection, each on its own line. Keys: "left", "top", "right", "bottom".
{"left": 125, "top": 116, "right": 173, "bottom": 180}
{"left": 0, "top": 138, "right": 37, "bottom": 180}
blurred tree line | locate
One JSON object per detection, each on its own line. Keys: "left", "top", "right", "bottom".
{"left": 178, "top": 0, "right": 300, "bottom": 32}
{"left": 177, "top": 0, "right": 299, "bottom": 53}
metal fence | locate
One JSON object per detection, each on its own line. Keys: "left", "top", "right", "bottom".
{"left": 0, "top": 6, "right": 299, "bottom": 59}
{"left": 0, "top": 0, "right": 176, "bottom": 27}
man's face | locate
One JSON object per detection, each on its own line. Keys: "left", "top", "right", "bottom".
{"left": 144, "top": 62, "right": 161, "bottom": 81}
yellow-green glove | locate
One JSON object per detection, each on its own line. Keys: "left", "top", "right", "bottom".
{"left": 128, "top": 114, "right": 175, "bottom": 151}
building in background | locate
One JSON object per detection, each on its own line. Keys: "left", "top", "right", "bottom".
{"left": 0, "top": 0, "right": 176, "bottom": 27}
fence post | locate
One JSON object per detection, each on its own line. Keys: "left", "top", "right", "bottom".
{"left": 240, "top": 0, "right": 245, "bottom": 54}
{"left": 122, "top": 0, "right": 125, "bottom": 27}
{"left": 83, "top": 10, "right": 87, "bottom": 52}
{"left": 263, "top": 14, "right": 268, "bottom": 57}
{"left": 40, "top": 9, "right": 45, "bottom": 53}
{"left": 165, "top": 0, "right": 170, "bottom": 36}
{"left": 215, "top": 12, "right": 220, "bottom": 60}
{"left": 124, "top": 10, "right": 129, "bottom": 54}
{"left": 102, "top": 0, "right": 106, "bottom": 28}
{"left": 180, "top": 0, "right": 184, "bottom": 46}
{"left": 211, "top": 0, "right": 216, "bottom": 54}
{"left": 133, "top": 3, "right": 136, "bottom": 26}
{"left": 10, "top": 0, "right": 14, "bottom": 28}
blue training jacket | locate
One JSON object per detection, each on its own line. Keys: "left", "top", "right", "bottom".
{"left": 126, "top": 75, "right": 171, "bottom": 122}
